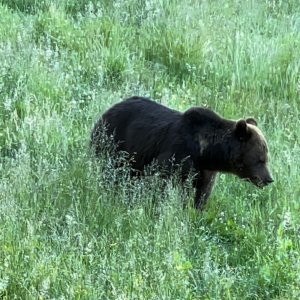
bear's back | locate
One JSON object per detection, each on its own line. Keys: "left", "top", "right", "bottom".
{"left": 102, "top": 97, "right": 181, "bottom": 139}
{"left": 101, "top": 97, "right": 184, "bottom": 167}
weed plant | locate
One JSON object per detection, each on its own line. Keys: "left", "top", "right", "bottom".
{"left": 0, "top": 0, "right": 300, "bottom": 299}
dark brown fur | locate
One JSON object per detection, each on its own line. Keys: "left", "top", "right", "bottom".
{"left": 91, "top": 96, "right": 273, "bottom": 209}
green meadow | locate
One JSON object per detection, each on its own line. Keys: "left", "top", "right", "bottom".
{"left": 0, "top": 0, "right": 299, "bottom": 299}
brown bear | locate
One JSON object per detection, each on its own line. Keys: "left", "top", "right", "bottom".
{"left": 91, "top": 96, "right": 273, "bottom": 209}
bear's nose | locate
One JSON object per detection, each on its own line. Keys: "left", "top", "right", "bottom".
{"left": 266, "top": 177, "right": 274, "bottom": 184}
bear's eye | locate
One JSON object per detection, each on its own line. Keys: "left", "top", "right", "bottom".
{"left": 257, "top": 159, "right": 266, "bottom": 164}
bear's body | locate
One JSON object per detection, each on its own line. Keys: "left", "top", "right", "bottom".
{"left": 91, "top": 96, "right": 273, "bottom": 209}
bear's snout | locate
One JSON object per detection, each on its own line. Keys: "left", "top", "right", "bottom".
{"left": 261, "top": 170, "right": 274, "bottom": 186}
{"left": 265, "top": 176, "right": 274, "bottom": 184}
{"left": 250, "top": 174, "right": 273, "bottom": 188}
{"left": 262, "top": 176, "right": 274, "bottom": 187}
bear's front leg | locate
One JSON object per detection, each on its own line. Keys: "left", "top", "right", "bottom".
{"left": 193, "top": 171, "right": 217, "bottom": 210}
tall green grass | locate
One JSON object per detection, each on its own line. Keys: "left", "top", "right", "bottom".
{"left": 0, "top": 0, "right": 300, "bottom": 299}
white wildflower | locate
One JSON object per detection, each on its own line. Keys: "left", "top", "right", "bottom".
{"left": 283, "top": 211, "right": 292, "bottom": 230}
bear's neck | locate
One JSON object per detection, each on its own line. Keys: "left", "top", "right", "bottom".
{"left": 199, "top": 143, "right": 232, "bottom": 172}
{"left": 193, "top": 128, "right": 235, "bottom": 172}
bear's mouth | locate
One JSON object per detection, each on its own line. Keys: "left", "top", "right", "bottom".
{"left": 247, "top": 176, "right": 269, "bottom": 188}
{"left": 240, "top": 176, "right": 263, "bottom": 188}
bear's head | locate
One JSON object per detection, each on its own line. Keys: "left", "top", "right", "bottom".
{"left": 232, "top": 118, "right": 273, "bottom": 188}
{"left": 182, "top": 107, "right": 273, "bottom": 188}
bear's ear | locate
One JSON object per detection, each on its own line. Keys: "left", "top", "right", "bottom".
{"left": 235, "top": 119, "right": 251, "bottom": 141}
{"left": 246, "top": 117, "right": 257, "bottom": 126}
